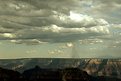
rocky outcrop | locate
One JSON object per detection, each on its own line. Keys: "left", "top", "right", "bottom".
{"left": 61, "top": 67, "right": 91, "bottom": 81}
{"left": 82, "top": 59, "right": 121, "bottom": 78}
{"left": 0, "top": 67, "right": 21, "bottom": 81}
{"left": 0, "top": 66, "right": 121, "bottom": 81}
{"left": 23, "top": 65, "right": 61, "bottom": 81}
{"left": 0, "top": 58, "right": 121, "bottom": 78}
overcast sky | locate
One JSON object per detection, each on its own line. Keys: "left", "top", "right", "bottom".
{"left": 0, "top": 0, "right": 121, "bottom": 59}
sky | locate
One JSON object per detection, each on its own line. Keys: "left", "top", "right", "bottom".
{"left": 0, "top": 0, "right": 121, "bottom": 59}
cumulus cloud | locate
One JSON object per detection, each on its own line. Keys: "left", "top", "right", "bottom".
{"left": 79, "top": 38, "right": 103, "bottom": 45}
{"left": 0, "top": 33, "right": 16, "bottom": 39}
{"left": 66, "top": 42, "right": 73, "bottom": 47}
{"left": 11, "top": 24, "right": 109, "bottom": 43}
{"left": 10, "top": 39, "right": 48, "bottom": 45}
{"left": 0, "top": 0, "right": 121, "bottom": 58}
{"left": 48, "top": 49, "right": 64, "bottom": 55}
{"left": 92, "top": 0, "right": 121, "bottom": 10}
{"left": 111, "top": 24, "right": 121, "bottom": 29}
{"left": 73, "top": 0, "right": 121, "bottom": 24}
{"left": 0, "top": 0, "right": 119, "bottom": 45}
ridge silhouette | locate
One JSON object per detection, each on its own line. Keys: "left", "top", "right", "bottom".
{"left": 0, "top": 66, "right": 121, "bottom": 81}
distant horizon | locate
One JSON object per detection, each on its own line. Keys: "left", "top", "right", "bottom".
{"left": 0, "top": 57, "right": 121, "bottom": 60}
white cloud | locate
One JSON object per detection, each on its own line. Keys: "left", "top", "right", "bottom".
{"left": 79, "top": 38, "right": 103, "bottom": 45}
{"left": 0, "top": 0, "right": 121, "bottom": 58}
{"left": 10, "top": 39, "right": 48, "bottom": 45}
{"left": 48, "top": 49, "right": 64, "bottom": 55}
{"left": 0, "top": 33, "right": 16, "bottom": 38}
{"left": 0, "top": 0, "right": 119, "bottom": 45}
{"left": 66, "top": 42, "right": 73, "bottom": 47}
{"left": 12, "top": 24, "right": 109, "bottom": 43}
{"left": 111, "top": 24, "right": 121, "bottom": 29}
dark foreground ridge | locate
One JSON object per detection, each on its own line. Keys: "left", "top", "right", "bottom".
{"left": 0, "top": 66, "right": 121, "bottom": 81}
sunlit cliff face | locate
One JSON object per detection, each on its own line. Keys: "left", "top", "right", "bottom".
{"left": 0, "top": 0, "right": 121, "bottom": 59}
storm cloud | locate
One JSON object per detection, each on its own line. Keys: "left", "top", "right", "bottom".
{"left": 0, "top": 0, "right": 112, "bottom": 44}
{"left": 0, "top": 0, "right": 121, "bottom": 58}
